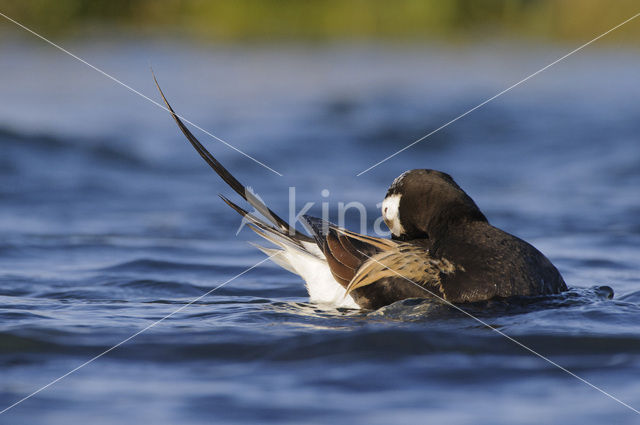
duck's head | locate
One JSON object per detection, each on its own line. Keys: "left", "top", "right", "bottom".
{"left": 381, "top": 169, "right": 487, "bottom": 241}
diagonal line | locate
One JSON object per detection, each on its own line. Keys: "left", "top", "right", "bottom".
{"left": 358, "top": 252, "right": 640, "bottom": 415}
{"left": 357, "top": 11, "right": 640, "bottom": 176}
{"left": 0, "top": 11, "right": 283, "bottom": 177}
{"left": 0, "top": 253, "right": 280, "bottom": 416}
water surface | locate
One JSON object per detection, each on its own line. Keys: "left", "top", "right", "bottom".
{"left": 1, "top": 39, "right": 640, "bottom": 424}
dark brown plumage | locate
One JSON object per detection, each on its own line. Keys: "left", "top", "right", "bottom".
{"left": 156, "top": 76, "right": 567, "bottom": 310}
{"left": 304, "top": 170, "right": 567, "bottom": 309}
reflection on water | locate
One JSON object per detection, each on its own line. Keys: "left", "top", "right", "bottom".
{"left": 0, "top": 39, "right": 640, "bottom": 424}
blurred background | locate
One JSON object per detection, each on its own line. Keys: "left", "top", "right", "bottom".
{"left": 1, "top": 1, "right": 639, "bottom": 425}
{"left": 3, "top": 0, "right": 640, "bottom": 42}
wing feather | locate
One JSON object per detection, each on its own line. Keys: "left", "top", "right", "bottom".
{"left": 345, "top": 243, "right": 457, "bottom": 297}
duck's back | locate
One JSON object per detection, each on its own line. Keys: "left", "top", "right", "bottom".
{"left": 433, "top": 221, "right": 567, "bottom": 303}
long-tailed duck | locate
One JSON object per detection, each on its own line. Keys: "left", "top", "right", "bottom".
{"left": 155, "top": 79, "right": 567, "bottom": 310}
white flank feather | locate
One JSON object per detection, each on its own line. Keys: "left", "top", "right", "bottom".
{"left": 248, "top": 224, "right": 359, "bottom": 309}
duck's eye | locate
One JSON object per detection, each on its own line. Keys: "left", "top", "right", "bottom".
{"left": 383, "top": 207, "right": 388, "bottom": 216}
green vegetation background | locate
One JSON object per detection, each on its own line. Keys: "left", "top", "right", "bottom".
{"left": 1, "top": 0, "right": 639, "bottom": 42}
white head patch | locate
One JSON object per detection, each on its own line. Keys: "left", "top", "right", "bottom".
{"left": 382, "top": 194, "right": 404, "bottom": 236}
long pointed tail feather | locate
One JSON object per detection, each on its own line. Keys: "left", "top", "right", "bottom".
{"left": 153, "top": 73, "right": 311, "bottom": 242}
{"left": 154, "top": 74, "right": 361, "bottom": 308}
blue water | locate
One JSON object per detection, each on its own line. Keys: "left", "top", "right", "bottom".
{"left": 1, "top": 38, "right": 640, "bottom": 424}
